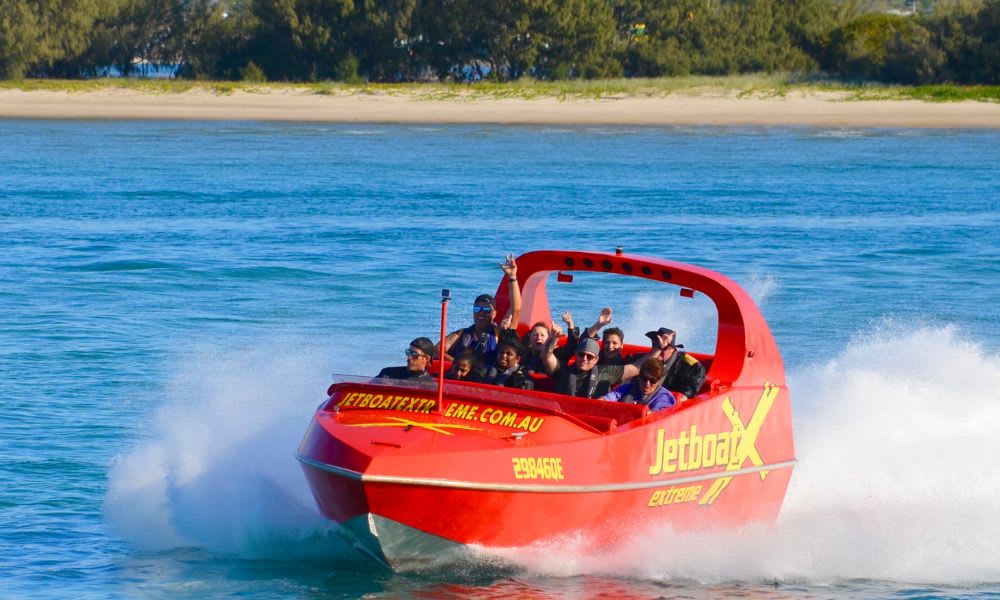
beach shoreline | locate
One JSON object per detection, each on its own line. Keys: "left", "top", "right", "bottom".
{"left": 1, "top": 87, "right": 997, "bottom": 128}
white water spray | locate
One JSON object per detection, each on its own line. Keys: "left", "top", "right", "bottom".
{"left": 104, "top": 340, "right": 349, "bottom": 558}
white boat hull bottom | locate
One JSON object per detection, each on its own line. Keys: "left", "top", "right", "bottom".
{"left": 340, "top": 513, "right": 476, "bottom": 570}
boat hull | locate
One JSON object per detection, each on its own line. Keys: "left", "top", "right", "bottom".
{"left": 298, "top": 380, "right": 795, "bottom": 567}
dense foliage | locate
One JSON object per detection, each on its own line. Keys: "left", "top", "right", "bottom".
{"left": 0, "top": 0, "right": 996, "bottom": 84}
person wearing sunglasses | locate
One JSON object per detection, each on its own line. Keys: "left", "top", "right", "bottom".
{"left": 376, "top": 337, "right": 436, "bottom": 381}
{"left": 600, "top": 359, "right": 679, "bottom": 411}
{"left": 441, "top": 254, "right": 522, "bottom": 368}
{"left": 646, "top": 327, "right": 706, "bottom": 399}
{"left": 541, "top": 331, "right": 669, "bottom": 399}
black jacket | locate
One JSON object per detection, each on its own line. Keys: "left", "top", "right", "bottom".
{"left": 376, "top": 366, "right": 433, "bottom": 381}
{"left": 555, "top": 363, "right": 625, "bottom": 398}
{"left": 662, "top": 351, "right": 706, "bottom": 398}
{"left": 482, "top": 365, "right": 534, "bottom": 390}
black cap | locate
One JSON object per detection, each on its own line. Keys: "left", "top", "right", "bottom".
{"left": 576, "top": 337, "right": 601, "bottom": 357}
{"left": 473, "top": 294, "right": 496, "bottom": 308}
{"left": 409, "top": 337, "right": 436, "bottom": 358}
{"left": 645, "top": 327, "right": 682, "bottom": 349}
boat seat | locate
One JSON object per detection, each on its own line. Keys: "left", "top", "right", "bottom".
{"left": 550, "top": 394, "right": 648, "bottom": 425}
{"left": 572, "top": 414, "right": 618, "bottom": 433}
{"left": 528, "top": 371, "right": 553, "bottom": 392}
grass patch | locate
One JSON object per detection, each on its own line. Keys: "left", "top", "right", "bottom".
{"left": 836, "top": 82, "right": 1000, "bottom": 102}
{"left": 1, "top": 75, "right": 996, "bottom": 102}
{"left": 904, "top": 85, "right": 1000, "bottom": 102}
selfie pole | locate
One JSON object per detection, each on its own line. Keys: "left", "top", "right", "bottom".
{"left": 437, "top": 288, "right": 451, "bottom": 411}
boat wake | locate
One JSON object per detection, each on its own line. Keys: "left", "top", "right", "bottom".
{"left": 497, "top": 322, "right": 1000, "bottom": 584}
{"left": 105, "top": 324, "right": 1000, "bottom": 583}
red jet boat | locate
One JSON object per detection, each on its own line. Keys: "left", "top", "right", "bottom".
{"left": 297, "top": 249, "right": 795, "bottom": 568}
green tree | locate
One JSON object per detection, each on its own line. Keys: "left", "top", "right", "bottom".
{"left": 784, "top": 0, "right": 862, "bottom": 69}
{"left": 0, "top": 0, "right": 99, "bottom": 78}
{"left": 186, "top": 0, "right": 262, "bottom": 80}
{"left": 465, "top": 0, "right": 546, "bottom": 80}
{"left": 406, "top": 0, "right": 465, "bottom": 79}
{"left": 830, "top": 12, "right": 939, "bottom": 81}
{"left": 346, "top": 0, "right": 418, "bottom": 81}
{"left": 536, "top": 0, "right": 621, "bottom": 79}
{"left": 613, "top": 0, "right": 701, "bottom": 76}
{"left": 0, "top": 1, "right": 43, "bottom": 78}
{"left": 250, "top": 0, "right": 354, "bottom": 81}
{"left": 883, "top": 20, "right": 945, "bottom": 81}
{"left": 95, "top": 0, "right": 177, "bottom": 76}
{"left": 924, "top": 0, "right": 999, "bottom": 83}
{"left": 167, "top": 0, "right": 232, "bottom": 79}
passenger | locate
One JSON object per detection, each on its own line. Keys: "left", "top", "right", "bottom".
{"left": 522, "top": 320, "right": 573, "bottom": 375}
{"left": 601, "top": 359, "right": 677, "bottom": 411}
{"left": 481, "top": 339, "right": 534, "bottom": 390}
{"left": 541, "top": 331, "right": 669, "bottom": 399}
{"left": 563, "top": 307, "right": 627, "bottom": 363}
{"left": 521, "top": 321, "right": 553, "bottom": 375}
{"left": 376, "top": 337, "right": 436, "bottom": 381}
{"left": 646, "top": 327, "right": 707, "bottom": 399}
{"left": 583, "top": 306, "right": 614, "bottom": 341}
{"left": 445, "top": 353, "right": 480, "bottom": 381}
{"left": 442, "top": 254, "right": 522, "bottom": 367}
{"left": 598, "top": 327, "right": 626, "bottom": 365}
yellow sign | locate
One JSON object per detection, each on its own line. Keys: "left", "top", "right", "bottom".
{"left": 512, "top": 457, "right": 564, "bottom": 480}
{"left": 646, "top": 383, "right": 779, "bottom": 504}
{"left": 698, "top": 383, "right": 779, "bottom": 505}
{"left": 348, "top": 416, "right": 479, "bottom": 436}
{"left": 338, "top": 391, "right": 436, "bottom": 413}
{"left": 647, "top": 484, "right": 702, "bottom": 507}
{"left": 445, "top": 402, "right": 545, "bottom": 432}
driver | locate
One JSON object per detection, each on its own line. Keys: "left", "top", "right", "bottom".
{"left": 376, "top": 337, "right": 436, "bottom": 381}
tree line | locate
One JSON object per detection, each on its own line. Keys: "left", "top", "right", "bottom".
{"left": 0, "top": 0, "right": 996, "bottom": 84}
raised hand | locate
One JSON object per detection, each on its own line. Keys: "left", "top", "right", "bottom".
{"left": 500, "top": 254, "right": 518, "bottom": 279}
{"left": 597, "top": 307, "right": 613, "bottom": 327}
{"left": 561, "top": 310, "right": 574, "bottom": 329}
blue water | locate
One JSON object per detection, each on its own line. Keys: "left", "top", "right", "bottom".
{"left": 2, "top": 120, "right": 999, "bottom": 598}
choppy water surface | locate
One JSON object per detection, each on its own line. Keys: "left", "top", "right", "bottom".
{"left": 1, "top": 121, "right": 998, "bottom": 598}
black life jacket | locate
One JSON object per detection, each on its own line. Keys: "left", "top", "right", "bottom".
{"left": 449, "top": 325, "right": 499, "bottom": 366}
{"left": 483, "top": 365, "right": 533, "bottom": 390}
{"left": 560, "top": 365, "right": 618, "bottom": 398}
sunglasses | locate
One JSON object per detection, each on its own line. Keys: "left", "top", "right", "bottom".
{"left": 472, "top": 305, "right": 494, "bottom": 313}
{"left": 405, "top": 349, "right": 429, "bottom": 359}
{"left": 576, "top": 352, "right": 598, "bottom": 361}
{"left": 640, "top": 375, "right": 659, "bottom": 384}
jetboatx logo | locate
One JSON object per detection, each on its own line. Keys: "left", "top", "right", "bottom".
{"left": 647, "top": 383, "right": 779, "bottom": 505}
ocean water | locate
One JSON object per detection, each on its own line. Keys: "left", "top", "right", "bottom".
{"left": 1, "top": 120, "right": 998, "bottom": 599}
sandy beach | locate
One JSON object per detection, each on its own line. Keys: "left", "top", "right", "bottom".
{"left": 1, "top": 87, "right": 997, "bottom": 128}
